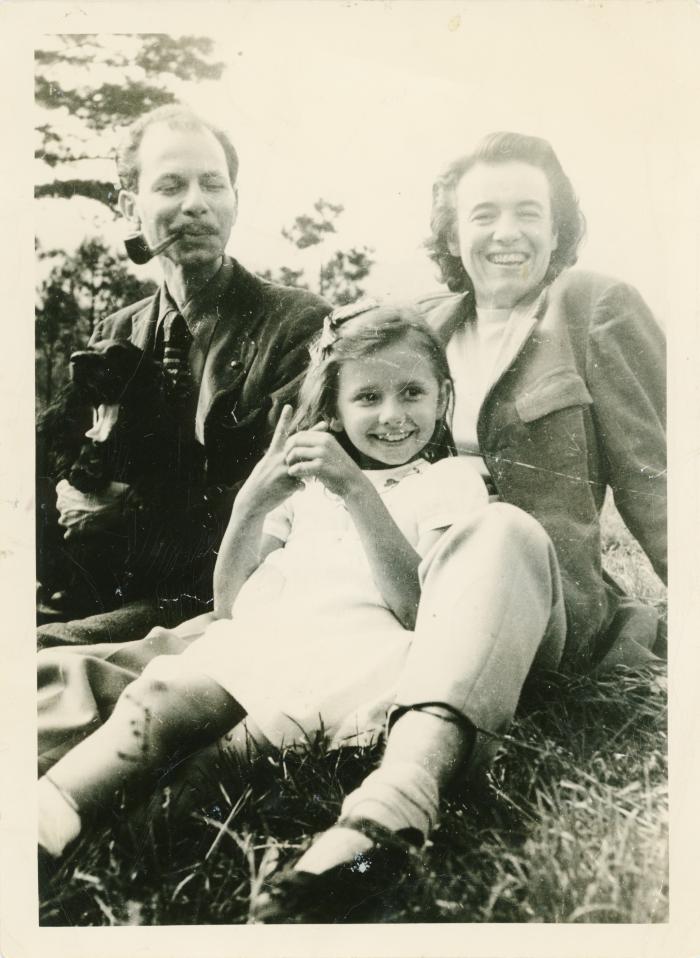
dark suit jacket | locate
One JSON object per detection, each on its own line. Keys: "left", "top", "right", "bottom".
{"left": 421, "top": 269, "right": 666, "bottom": 671}
{"left": 82, "top": 258, "right": 329, "bottom": 613}
{"left": 91, "top": 257, "right": 329, "bottom": 486}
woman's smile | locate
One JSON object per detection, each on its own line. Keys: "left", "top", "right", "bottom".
{"left": 450, "top": 161, "right": 558, "bottom": 309}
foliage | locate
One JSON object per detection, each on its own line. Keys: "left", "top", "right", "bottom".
{"left": 262, "top": 199, "right": 375, "bottom": 306}
{"left": 35, "top": 34, "right": 226, "bottom": 207}
{"left": 36, "top": 239, "right": 156, "bottom": 408}
{"left": 38, "top": 501, "right": 667, "bottom": 926}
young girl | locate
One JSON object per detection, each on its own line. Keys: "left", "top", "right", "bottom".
{"left": 38, "top": 302, "right": 488, "bottom": 875}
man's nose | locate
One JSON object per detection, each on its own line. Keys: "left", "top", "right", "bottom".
{"left": 181, "top": 181, "right": 208, "bottom": 214}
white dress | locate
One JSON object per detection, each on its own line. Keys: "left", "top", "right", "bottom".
{"left": 180, "top": 456, "right": 487, "bottom": 750}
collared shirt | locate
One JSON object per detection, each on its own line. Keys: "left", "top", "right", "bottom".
{"left": 447, "top": 306, "right": 512, "bottom": 483}
{"left": 154, "top": 257, "right": 236, "bottom": 442}
{"left": 155, "top": 256, "right": 236, "bottom": 383}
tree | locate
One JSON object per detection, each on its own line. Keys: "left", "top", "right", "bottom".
{"left": 36, "top": 239, "right": 156, "bottom": 407}
{"left": 34, "top": 35, "right": 224, "bottom": 406}
{"left": 262, "top": 199, "right": 375, "bottom": 306}
{"left": 35, "top": 34, "right": 226, "bottom": 209}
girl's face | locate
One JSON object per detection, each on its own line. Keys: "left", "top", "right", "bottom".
{"left": 448, "top": 161, "right": 558, "bottom": 309}
{"left": 331, "top": 340, "right": 448, "bottom": 468}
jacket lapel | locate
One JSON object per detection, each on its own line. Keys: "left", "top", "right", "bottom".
{"left": 129, "top": 295, "right": 161, "bottom": 352}
{"left": 425, "top": 292, "right": 472, "bottom": 346}
{"left": 195, "top": 259, "right": 264, "bottom": 441}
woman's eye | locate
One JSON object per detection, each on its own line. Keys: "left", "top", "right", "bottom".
{"left": 356, "top": 392, "right": 378, "bottom": 404}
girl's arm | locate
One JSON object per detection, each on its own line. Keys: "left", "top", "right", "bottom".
{"left": 213, "top": 406, "right": 300, "bottom": 618}
{"left": 285, "top": 426, "right": 423, "bottom": 630}
{"left": 212, "top": 507, "right": 283, "bottom": 618}
{"left": 343, "top": 473, "right": 422, "bottom": 630}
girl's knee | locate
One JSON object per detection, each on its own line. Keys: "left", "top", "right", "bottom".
{"left": 486, "top": 502, "right": 550, "bottom": 547}
{"left": 441, "top": 503, "right": 551, "bottom": 553}
{"left": 113, "top": 670, "right": 187, "bottom": 751}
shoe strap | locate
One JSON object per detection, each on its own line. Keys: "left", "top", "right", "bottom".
{"left": 335, "top": 815, "right": 423, "bottom": 851}
{"left": 386, "top": 700, "right": 479, "bottom": 749}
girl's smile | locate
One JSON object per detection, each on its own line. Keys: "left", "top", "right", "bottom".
{"left": 331, "top": 341, "right": 448, "bottom": 468}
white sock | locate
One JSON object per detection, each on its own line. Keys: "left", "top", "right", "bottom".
{"left": 38, "top": 776, "right": 82, "bottom": 858}
{"left": 294, "top": 762, "right": 440, "bottom": 875}
{"left": 340, "top": 761, "right": 440, "bottom": 841}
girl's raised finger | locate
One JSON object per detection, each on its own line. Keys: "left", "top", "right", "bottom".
{"left": 269, "top": 404, "right": 295, "bottom": 450}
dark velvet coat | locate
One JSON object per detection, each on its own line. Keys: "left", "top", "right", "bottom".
{"left": 79, "top": 258, "right": 329, "bottom": 613}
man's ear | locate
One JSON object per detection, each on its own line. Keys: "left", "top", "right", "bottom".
{"left": 230, "top": 187, "right": 239, "bottom": 230}
{"left": 118, "top": 190, "right": 140, "bottom": 227}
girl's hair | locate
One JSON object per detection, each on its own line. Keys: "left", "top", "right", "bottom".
{"left": 293, "top": 301, "right": 456, "bottom": 465}
{"left": 426, "top": 131, "right": 586, "bottom": 293}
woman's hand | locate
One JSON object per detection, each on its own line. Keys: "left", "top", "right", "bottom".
{"left": 237, "top": 405, "right": 302, "bottom": 514}
{"left": 284, "top": 423, "right": 365, "bottom": 498}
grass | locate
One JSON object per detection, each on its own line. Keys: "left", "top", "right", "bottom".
{"left": 39, "top": 497, "right": 667, "bottom": 926}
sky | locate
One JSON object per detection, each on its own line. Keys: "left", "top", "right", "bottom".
{"left": 33, "top": 2, "right": 699, "bottom": 323}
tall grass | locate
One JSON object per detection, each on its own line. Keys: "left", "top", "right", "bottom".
{"left": 39, "top": 497, "right": 667, "bottom": 925}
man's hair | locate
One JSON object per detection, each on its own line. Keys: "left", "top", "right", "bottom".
{"left": 116, "top": 104, "right": 239, "bottom": 192}
{"left": 426, "top": 131, "right": 586, "bottom": 293}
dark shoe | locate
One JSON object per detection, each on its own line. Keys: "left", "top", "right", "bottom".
{"left": 250, "top": 817, "right": 423, "bottom": 924}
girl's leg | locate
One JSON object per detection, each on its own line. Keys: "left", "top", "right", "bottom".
{"left": 39, "top": 654, "right": 244, "bottom": 855}
{"left": 291, "top": 504, "right": 567, "bottom": 876}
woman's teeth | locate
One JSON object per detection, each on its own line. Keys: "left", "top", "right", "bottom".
{"left": 487, "top": 252, "right": 527, "bottom": 265}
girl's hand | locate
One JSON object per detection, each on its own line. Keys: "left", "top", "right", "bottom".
{"left": 284, "top": 423, "right": 365, "bottom": 498}
{"left": 238, "top": 405, "right": 302, "bottom": 513}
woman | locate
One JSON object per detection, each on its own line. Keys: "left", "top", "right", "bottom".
{"left": 254, "top": 132, "right": 667, "bottom": 922}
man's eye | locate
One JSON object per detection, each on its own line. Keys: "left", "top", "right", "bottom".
{"left": 157, "top": 182, "right": 181, "bottom": 194}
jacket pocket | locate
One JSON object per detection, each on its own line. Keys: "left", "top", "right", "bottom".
{"left": 515, "top": 367, "right": 592, "bottom": 423}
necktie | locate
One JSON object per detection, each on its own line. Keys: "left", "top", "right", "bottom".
{"left": 162, "top": 311, "right": 195, "bottom": 402}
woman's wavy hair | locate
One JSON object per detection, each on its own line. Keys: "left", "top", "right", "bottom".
{"left": 116, "top": 104, "right": 239, "bottom": 193}
{"left": 293, "top": 302, "right": 456, "bottom": 465}
{"left": 426, "top": 131, "right": 586, "bottom": 293}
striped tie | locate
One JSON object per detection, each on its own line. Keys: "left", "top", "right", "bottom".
{"left": 162, "top": 311, "right": 195, "bottom": 402}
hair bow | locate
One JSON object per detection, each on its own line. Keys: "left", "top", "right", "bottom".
{"left": 308, "top": 298, "right": 381, "bottom": 364}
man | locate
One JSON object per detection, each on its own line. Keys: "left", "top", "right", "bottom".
{"left": 38, "top": 105, "right": 328, "bottom": 768}
{"left": 37, "top": 104, "right": 328, "bottom": 648}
